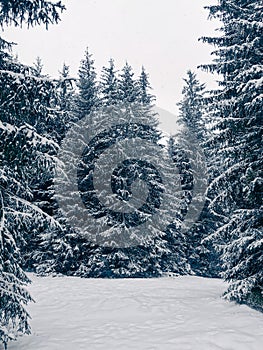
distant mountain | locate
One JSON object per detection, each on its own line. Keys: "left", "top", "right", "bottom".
{"left": 154, "top": 106, "right": 179, "bottom": 136}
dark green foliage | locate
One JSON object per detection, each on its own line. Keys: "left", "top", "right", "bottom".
{"left": 100, "top": 58, "right": 119, "bottom": 106}
{"left": 0, "top": 190, "right": 33, "bottom": 349}
{"left": 177, "top": 71, "right": 205, "bottom": 138}
{"left": 0, "top": 0, "right": 65, "bottom": 347}
{"left": 0, "top": 0, "right": 65, "bottom": 29}
{"left": 174, "top": 70, "right": 220, "bottom": 277}
{"left": 36, "top": 228, "right": 190, "bottom": 278}
{"left": 36, "top": 100, "right": 191, "bottom": 278}
{"left": 32, "top": 56, "right": 43, "bottom": 77}
{"left": 118, "top": 62, "right": 140, "bottom": 103}
{"left": 56, "top": 63, "right": 76, "bottom": 140}
{"left": 72, "top": 48, "right": 99, "bottom": 120}
{"left": 138, "top": 66, "right": 155, "bottom": 105}
{"left": 200, "top": 0, "right": 263, "bottom": 306}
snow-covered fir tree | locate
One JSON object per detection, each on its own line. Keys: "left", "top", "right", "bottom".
{"left": 33, "top": 51, "right": 100, "bottom": 276}
{"left": 0, "top": 0, "right": 65, "bottom": 29}
{"left": 24, "top": 64, "right": 77, "bottom": 271}
{"left": 0, "top": 0, "right": 65, "bottom": 347}
{"left": 56, "top": 63, "right": 76, "bottom": 136}
{"left": 100, "top": 58, "right": 119, "bottom": 106}
{"left": 138, "top": 66, "right": 155, "bottom": 105}
{"left": 0, "top": 55, "right": 59, "bottom": 348}
{"left": 0, "top": 188, "right": 33, "bottom": 349}
{"left": 177, "top": 70, "right": 206, "bottom": 140}
{"left": 118, "top": 62, "right": 140, "bottom": 103}
{"left": 200, "top": 0, "right": 263, "bottom": 309}
{"left": 23, "top": 62, "right": 78, "bottom": 273}
{"left": 72, "top": 48, "right": 99, "bottom": 120}
{"left": 32, "top": 56, "right": 43, "bottom": 77}
{"left": 171, "top": 70, "right": 219, "bottom": 277}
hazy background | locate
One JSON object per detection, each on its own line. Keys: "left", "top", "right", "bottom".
{"left": 3, "top": 0, "right": 220, "bottom": 131}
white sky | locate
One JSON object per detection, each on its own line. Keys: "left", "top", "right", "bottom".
{"left": 3, "top": 0, "right": 220, "bottom": 115}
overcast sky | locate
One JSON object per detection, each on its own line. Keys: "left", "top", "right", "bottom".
{"left": 3, "top": 0, "right": 220, "bottom": 116}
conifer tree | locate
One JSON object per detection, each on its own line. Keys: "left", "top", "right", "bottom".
{"left": 118, "top": 62, "right": 140, "bottom": 103}
{"left": 73, "top": 48, "right": 99, "bottom": 120}
{"left": 100, "top": 58, "right": 119, "bottom": 106}
{"left": 0, "top": 0, "right": 65, "bottom": 29}
{"left": 58, "top": 63, "right": 75, "bottom": 118}
{"left": 22, "top": 63, "right": 76, "bottom": 270}
{"left": 32, "top": 56, "right": 43, "bottom": 77}
{"left": 177, "top": 70, "right": 206, "bottom": 140}
{"left": 0, "top": 185, "right": 33, "bottom": 349}
{"left": 200, "top": 0, "right": 263, "bottom": 308}
{"left": 0, "top": 1, "right": 65, "bottom": 347}
{"left": 138, "top": 66, "right": 155, "bottom": 105}
{"left": 171, "top": 70, "right": 219, "bottom": 276}
{"left": 34, "top": 54, "right": 100, "bottom": 275}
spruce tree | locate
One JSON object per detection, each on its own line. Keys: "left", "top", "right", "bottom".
{"left": 177, "top": 70, "right": 206, "bottom": 140}
{"left": 0, "top": 188, "right": 32, "bottom": 349}
{"left": 0, "top": 52, "right": 62, "bottom": 348}
{"left": 33, "top": 53, "right": 99, "bottom": 275}
{"left": 23, "top": 64, "right": 76, "bottom": 271}
{"left": 0, "top": 0, "right": 65, "bottom": 29}
{"left": 0, "top": 1, "right": 65, "bottom": 347}
{"left": 100, "top": 58, "right": 119, "bottom": 106}
{"left": 138, "top": 66, "right": 155, "bottom": 105}
{"left": 118, "top": 62, "right": 140, "bottom": 103}
{"left": 72, "top": 48, "right": 99, "bottom": 120}
{"left": 172, "top": 70, "right": 219, "bottom": 277}
{"left": 58, "top": 63, "right": 75, "bottom": 119}
{"left": 200, "top": 0, "right": 263, "bottom": 308}
{"left": 32, "top": 56, "right": 43, "bottom": 77}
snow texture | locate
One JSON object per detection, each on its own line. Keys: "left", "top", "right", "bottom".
{"left": 7, "top": 274, "right": 263, "bottom": 350}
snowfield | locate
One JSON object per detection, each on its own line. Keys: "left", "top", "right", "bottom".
{"left": 8, "top": 274, "right": 263, "bottom": 350}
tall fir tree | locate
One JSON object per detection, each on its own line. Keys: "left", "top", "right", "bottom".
{"left": 118, "top": 62, "right": 140, "bottom": 103}
{"left": 200, "top": 0, "right": 263, "bottom": 309}
{"left": 32, "top": 56, "right": 43, "bottom": 77}
{"left": 72, "top": 48, "right": 99, "bottom": 120}
{"left": 22, "top": 63, "right": 76, "bottom": 272}
{"left": 100, "top": 58, "right": 119, "bottom": 106}
{"left": 138, "top": 66, "right": 155, "bottom": 105}
{"left": 0, "top": 1, "right": 65, "bottom": 347}
{"left": 177, "top": 70, "right": 206, "bottom": 140}
{"left": 171, "top": 70, "right": 219, "bottom": 277}
{"left": 56, "top": 63, "right": 75, "bottom": 136}
{"left": 33, "top": 52, "right": 100, "bottom": 275}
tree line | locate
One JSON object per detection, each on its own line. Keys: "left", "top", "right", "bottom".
{"left": 0, "top": 0, "right": 262, "bottom": 348}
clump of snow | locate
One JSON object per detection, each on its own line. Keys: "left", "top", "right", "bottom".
{"left": 8, "top": 274, "right": 263, "bottom": 350}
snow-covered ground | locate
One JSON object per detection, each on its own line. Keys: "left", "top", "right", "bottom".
{"left": 8, "top": 274, "right": 263, "bottom": 350}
